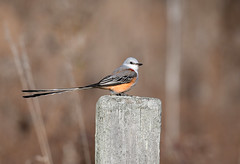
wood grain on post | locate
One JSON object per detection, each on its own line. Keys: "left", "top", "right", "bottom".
{"left": 95, "top": 95, "right": 162, "bottom": 164}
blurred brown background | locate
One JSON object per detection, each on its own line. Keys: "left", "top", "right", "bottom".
{"left": 0, "top": 0, "right": 240, "bottom": 163}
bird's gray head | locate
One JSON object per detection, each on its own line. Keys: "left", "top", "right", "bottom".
{"left": 123, "top": 57, "right": 143, "bottom": 71}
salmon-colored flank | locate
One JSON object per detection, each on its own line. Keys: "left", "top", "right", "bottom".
{"left": 102, "top": 77, "right": 137, "bottom": 93}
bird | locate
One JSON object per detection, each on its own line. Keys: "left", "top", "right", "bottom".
{"left": 22, "top": 57, "right": 143, "bottom": 98}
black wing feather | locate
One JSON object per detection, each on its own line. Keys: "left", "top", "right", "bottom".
{"left": 98, "top": 69, "right": 137, "bottom": 87}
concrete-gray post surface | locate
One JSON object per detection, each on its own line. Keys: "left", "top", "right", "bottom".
{"left": 95, "top": 95, "right": 162, "bottom": 164}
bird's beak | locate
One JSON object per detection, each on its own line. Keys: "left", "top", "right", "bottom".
{"left": 137, "top": 63, "right": 143, "bottom": 66}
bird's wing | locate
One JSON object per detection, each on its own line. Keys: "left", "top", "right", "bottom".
{"left": 98, "top": 68, "right": 137, "bottom": 87}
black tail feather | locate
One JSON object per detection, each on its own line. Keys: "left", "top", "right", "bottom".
{"left": 22, "top": 84, "right": 99, "bottom": 98}
{"left": 23, "top": 90, "right": 66, "bottom": 98}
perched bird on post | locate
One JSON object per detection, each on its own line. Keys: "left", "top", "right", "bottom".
{"left": 22, "top": 57, "right": 143, "bottom": 98}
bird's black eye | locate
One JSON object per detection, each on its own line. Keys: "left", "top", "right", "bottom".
{"left": 130, "top": 62, "right": 133, "bottom": 64}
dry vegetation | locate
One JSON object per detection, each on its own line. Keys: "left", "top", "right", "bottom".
{"left": 0, "top": 0, "right": 240, "bottom": 163}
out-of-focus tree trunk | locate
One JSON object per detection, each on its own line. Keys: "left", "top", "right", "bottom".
{"left": 165, "top": 0, "right": 182, "bottom": 153}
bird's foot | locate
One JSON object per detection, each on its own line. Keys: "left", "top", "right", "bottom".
{"left": 116, "top": 93, "right": 129, "bottom": 96}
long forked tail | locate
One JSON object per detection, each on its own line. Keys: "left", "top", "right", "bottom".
{"left": 22, "top": 84, "right": 98, "bottom": 98}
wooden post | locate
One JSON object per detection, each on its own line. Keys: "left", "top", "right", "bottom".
{"left": 95, "top": 95, "right": 162, "bottom": 164}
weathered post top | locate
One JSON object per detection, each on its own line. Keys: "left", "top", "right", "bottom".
{"left": 95, "top": 95, "right": 162, "bottom": 164}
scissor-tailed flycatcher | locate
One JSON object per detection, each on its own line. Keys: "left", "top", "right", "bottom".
{"left": 22, "top": 57, "right": 142, "bottom": 98}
